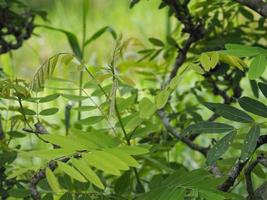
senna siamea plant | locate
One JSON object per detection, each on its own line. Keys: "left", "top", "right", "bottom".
{"left": 1, "top": 0, "right": 267, "bottom": 200}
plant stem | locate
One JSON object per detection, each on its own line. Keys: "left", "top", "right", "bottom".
{"left": 78, "top": 0, "right": 88, "bottom": 120}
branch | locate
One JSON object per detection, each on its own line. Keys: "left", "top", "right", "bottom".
{"left": 29, "top": 157, "right": 70, "bottom": 200}
{"left": 164, "top": 0, "right": 205, "bottom": 82}
{"left": 219, "top": 135, "right": 267, "bottom": 192}
{"left": 157, "top": 110, "right": 209, "bottom": 156}
{"left": 234, "top": 0, "right": 267, "bottom": 18}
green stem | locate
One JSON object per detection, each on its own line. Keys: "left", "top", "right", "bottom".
{"left": 78, "top": 0, "right": 88, "bottom": 120}
{"left": 17, "top": 97, "right": 32, "bottom": 130}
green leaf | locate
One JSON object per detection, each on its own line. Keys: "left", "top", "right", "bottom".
{"left": 79, "top": 116, "right": 104, "bottom": 125}
{"left": 40, "top": 134, "right": 95, "bottom": 151}
{"left": 219, "top": 53, "right": 246, "bottom": 70}
{"left": 240, "top": 124, "right": 260, "bottom": 162}
{"left": 203, "top": 102, "right": 254, "bottom": 123}
{"left": 45, "top": 168, "right": 61, "bottom": 194}
{"left": 70, "top": 158, "right": 104, "bottom": 189}
{"left": 248, "top": 54, "right": 267, "bottom": 79}
{"left": 39, "top": 93, "right": 60, "bottom": 103}
{"left": 155, "top": 89, "right": 170, "bottom": 109}
{"left": 249, "top": 80, "right": 259, "bottom": 98}
{"left": 19, "top": 108, "right": 36, "bottom": 115}
{"left": 200, "top": 53, "right": 219, "bottom": 71}
{"left": 84, "top": 151, "right": 126, "bottom": 175}
{"left": 108, "top": 149, "right": 139, "bottom": 167}
{"left": 238, "top": 96, "right": 267, "bottom": 118}
{"left": 207, "top": 131, "right": 236, "bottom": 165}
{"left": 57, "top": 161, "right": 87, "bottom": 182}
{"left": 39, "top": 108, "right": 59, "bottom": 116}
{"left": 224, "top": 44, "right": 263, "bottom": 57}
{"left": 139, "top": 97, "right": 156, "bottom": 119}
{"left": 84, "top": 26, "right": 117, "bottom": 47}
{"left": 198, "top": 188, "right": 225, "bottom": 200}
{"left": 116, "top": 146, "right": 149, "bottom": 155}
{"left": 148, "top": 37, "right": 164, "bottom": 47}
{"left": 200, "top": 53, "right": 212, "bottom": 71}
{"left": 73, "top": 106, "right": 97, "bottom": 112}
{"left": 183, "top": 122, "right": 234, "bottom": 135}
{"left": 258, "top": 82, "right": 267, "bottom": 97}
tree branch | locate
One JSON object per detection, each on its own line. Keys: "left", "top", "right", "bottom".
{"left": 29, "top": 157, "right": 70, "bottom": 200}
{"left": 157, "top": 110, "right": 209, "bottom": 156}
{"left": 164, "top": 0, "right": 205, "bottom": 82}
{"left": 219, "top": 135, "right": 267, "bottom": 192}
{"left": 234, "top": 0, "right": 267, "bottom": 18}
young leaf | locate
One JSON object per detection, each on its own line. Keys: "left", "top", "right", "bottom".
{"left": 248, "top": 54, "right": 267, "bottom": 79}
{"left": 84, "top": 151, "right": 126, "bottom": 175}
{"left": 70, "top": 158, "right": 104, "bottom": 189}
{"left": 238, "top": 96, "right": 267, "bottom": 118}
{"left": 258, "top": 82, "right": 267, "bottom": 97}
{"left": 240, "top": 125, "right": 260, "bottom": 162}
{"left": 207, "top": 131, "right": 236, "bottom": 165}
{"left": 57, "top": 161, "right": 87, "bottom": 182}
{"left": 108, "top": 149, "right": 139, "bottom": 167}
{"left": 139, "top": 97, "right": 156, "bottom": 119}
{"left": 45, "top": 168, "right": 61, "bottom": 194}
{"left": 200, "top": 53, "right": 211, "bottom": 71}
{"left": 203, "top": 102, "right": 254, "bottom": 123}
{"left": 39, "top": 108, "right": 59, "bottom": 116}
{"left": 183, "top": 122, "right": 234, "bottom": 135}
{"left": 155, "top": 89, "right": 170, "bottom": 109}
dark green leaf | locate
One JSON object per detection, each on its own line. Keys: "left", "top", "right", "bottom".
{"left": 183, "top": 122, "right": 234, "bottom": 135}
{"left": 39, "top": 108, "right": 59, "bottom": 116}
{"left": 258, "top": 82, "right": 267, "bottom": 97}
{"left": 148, "top": 37, "right": 164, "bottom": 47}
{"left": 207, "top": 131, "right": 236, "bottom": 165}
{"left": 238, "top": 96, "right": 267, "bottom": 117}
{"left": 240, "top": 124, "right": 260, "bottom": 162}
{"left": 39, "top": 93, "right": 60, "bottom": 103}
{"left": 249, "top": 80, "right": 259, "bottom": 98}
{"left": 204, "top": 102, "right": 254, "bottom": 123}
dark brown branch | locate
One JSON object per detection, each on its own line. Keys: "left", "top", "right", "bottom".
{"left": 164, "top": 0, "right": 205, "bottom": 82}
{"left": 29, "top": 157, "right": 70, "bottom": 200}
{"left": 219, "top": 135, "right": 267, "bottom": 192}
{"left": 234, "top": 0, "right": 267, "bottom": 18}
{"left": 157, "top": 110, "right": 209, "bottom": 156}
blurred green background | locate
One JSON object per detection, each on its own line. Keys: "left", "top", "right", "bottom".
{"left": 1, "top": 0, "right": 168, "bottom": 79}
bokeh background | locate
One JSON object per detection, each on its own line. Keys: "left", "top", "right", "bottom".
{"left": 1, "top": 0, "right": 168, "bottom": 79}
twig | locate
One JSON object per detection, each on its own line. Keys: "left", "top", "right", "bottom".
{"left": 164, "top": 0, "right": 205, "bottom": 82}
{"left": 29, "top": 157, "right": 70, "bottom": 200}
{"left": 157, "top": 110, "right": 209, "bottom": 156}
{"left": 219, "top": 135, "right": 267, "bottom": 192}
